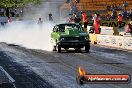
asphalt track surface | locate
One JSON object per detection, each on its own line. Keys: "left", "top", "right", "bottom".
{"left": 0, "top": 43, "right": 132, "bottom": 88}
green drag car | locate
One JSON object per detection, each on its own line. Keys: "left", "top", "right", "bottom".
{"left": 51, "top": 23, "right": 90, "bottom": 53}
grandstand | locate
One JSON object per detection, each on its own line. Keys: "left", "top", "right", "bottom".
{"left": 61, "top": 0, "right": 132, "bottom": 12}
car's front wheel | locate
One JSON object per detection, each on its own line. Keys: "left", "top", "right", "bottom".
{"left": 85, "top": 43, "right": 90, "bottom": 53}
{"left": 57, "top": 45, "right": 61, "bottom": 53}
{"left": 75, "top": 48, "right": 81, "bottom": 52}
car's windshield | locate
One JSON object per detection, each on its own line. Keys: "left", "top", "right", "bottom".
{"left": 58, "top": 24, "right": 83, "bottom": 32}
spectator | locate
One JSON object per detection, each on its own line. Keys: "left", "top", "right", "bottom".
{"left": 93, "top": 14, "right": 101, "bottom": 34}
{"left": 0, "top": 8, "right": 5, "bottom": 16}
{"left": 68, "top": 17, "right": 75, "bottom": 23}
{"left": 72, "top": 13, "right": 77, "bottom": 19}
{"left": 107, "top": 5, "right": 111, "bottom": 11}
{"left": 66, "top": 0, "right": 71, "bottom": 3}
{"left": 126, "top": 21, "right": 132, "bottom": 34}
{"left": 70, "top": 0, "right": 78, "bottom": 14}
{"left": 10, "top": 9, "right": 15, "bottom": 17}
{"left": 72, "top": 13, "right": 81, "bottom": 23}
{"left": 8, "top": 16, "right": 12, "bottom": 24}
{"left": 81, "top": 12, "right": 88, "bottom": 32}
{"left": 118, "top": 13, "right": 123, "bottom": 28}
{"left": 111, "top": 9, "right": 117, "bottom": 20}
{"left": 37, "top": 18, "right": 43, "bottom": 24}
{"left": 15, "top": 9, "right": 20, "bottom": 17}
{"left": 129, "top": 13, "right": 132, "bottom": 20}
{"left": 74, "top": 15, "right": 81, "bottom": 23}
{"left": 6, "top": 8, "right": 9, "bottom": 17}
{"left": 49, "top": 13, "right": 53, "bottom": 21}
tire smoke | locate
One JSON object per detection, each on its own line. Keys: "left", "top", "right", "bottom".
{"left": 0, "top": 0, "right": 65, "bottom": 51}
{"left": 0, "top": 22, "right": 55, "bottom": 51}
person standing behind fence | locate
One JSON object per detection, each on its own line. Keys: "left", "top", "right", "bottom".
{"left": 8, "top": 17, "right": 12, "bottom": 24}
{"left": 37, "top": 18, "right": 43, "bottom": 24}
{"left": 49, "top": 13, "right": 53, "bottom": 21}
{"left": 118, "top": 13, "right": 123, "bottom": 28}
{"left": 93, "top": 14, "right": 101, "bottom": 34}
{"left": 72, "top": 13, "right": 81, "bottom": 23}
{"left": 126, "top": 21, "right": 132, "bottom": 34}
{"left": 70, "top": 0, "right": 78, "bottom": 14}
{"left": 74, "top": 15, "right": 81, "bottom": 23}
{"left": 81, "top": 12, "right": 88, "bottom": 32}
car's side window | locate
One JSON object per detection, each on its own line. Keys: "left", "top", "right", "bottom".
{"left": 59, "top": 25, "right": 65, "bottom": 32}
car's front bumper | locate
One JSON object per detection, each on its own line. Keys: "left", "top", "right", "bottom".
{"left": 57, "top": 40, "right": 90, "bottom": 48}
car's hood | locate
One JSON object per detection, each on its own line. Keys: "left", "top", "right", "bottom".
{"left": 59, "top": 29, "right": 88, "bottom": 37}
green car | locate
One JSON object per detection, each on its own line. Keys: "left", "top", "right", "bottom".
{"left": 51, "top": 23, "right": 90, "bottom": 53}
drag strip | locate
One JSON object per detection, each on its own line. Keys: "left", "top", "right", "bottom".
{"left": 0, "top": 43, "right": 132, "bottom": 88}
{"left": 0, "top": 49, "right": 53, "bottom": 88}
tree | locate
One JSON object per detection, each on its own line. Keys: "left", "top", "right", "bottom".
{"left": 0, "top": 0, "right": 42, "bottom": 8}
{"left": 0, "top": 0, "right": 42, "bottom": 17}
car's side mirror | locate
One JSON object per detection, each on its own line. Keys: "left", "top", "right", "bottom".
{"left": 53, "top": 28, "right": 56, "bottom": 32}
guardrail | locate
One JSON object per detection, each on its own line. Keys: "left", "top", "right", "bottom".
{"left": 89, "top": 34, "right": 132, "bottom": 50}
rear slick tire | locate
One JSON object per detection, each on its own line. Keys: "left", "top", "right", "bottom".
{"left": 57, "top": 45, "right": 61, "bottom": 53}
{"left": 53, "top": 46, "right": 56, "bottom": 51}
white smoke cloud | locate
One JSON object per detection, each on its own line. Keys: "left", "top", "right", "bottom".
{"left": 0, "top": 0, "right": 66, "bottom": 51}
{"left": 0, "top": 21, "right": 55, "bottom": 51}
{"left": 23, "top": 0, "right": 65, "bottom": 21}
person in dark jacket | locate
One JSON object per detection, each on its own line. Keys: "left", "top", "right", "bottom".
{"left": 37, "top": 18, "right": 43, "bottom": 24}
{"left": 74, "top": 15, "right": 81, "bottom": 23}
{"left": 49, "top": 13, "right": 53, "bottom": 21}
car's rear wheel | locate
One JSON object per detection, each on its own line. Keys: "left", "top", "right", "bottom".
{"left": 85, "top": 43, "right": 90, "bottom": 53}
{"left": 53, "top": 46, "right": 56, "bottom": 51}
{"left": 57, "top": 45, "right": 61, "bottom": 53}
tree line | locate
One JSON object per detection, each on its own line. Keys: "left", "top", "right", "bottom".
{"left": 0, "top": 0, "right": 42, "bottom": 7}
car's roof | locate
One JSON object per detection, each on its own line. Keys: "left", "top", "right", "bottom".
{"left": 57, "top": 23, "right": 78, "bottom": 25}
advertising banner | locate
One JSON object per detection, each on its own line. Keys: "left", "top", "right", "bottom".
{"left": 97, "top": 35, "right": 132, "bottom": 50}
